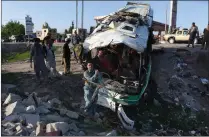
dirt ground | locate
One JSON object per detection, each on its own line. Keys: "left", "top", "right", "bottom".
{"left": 2, "top": 43, "right": 209, "bottom": 135}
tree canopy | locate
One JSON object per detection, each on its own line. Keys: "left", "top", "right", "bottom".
{"left": 42, "top": 22, "right": 51, "bottom": 29}
{"left": 1, "top": 20, "right": 25, "bottom": 39}
{"left": 64, "top": 21, "right": 74, "bottom": 35}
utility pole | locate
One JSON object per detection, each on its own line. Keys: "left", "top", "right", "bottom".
{"left": 165, "top": 5, "right": 168, "bottom": 34}
{"left": 81, "top": 0, "right": 84, "bottom": 29}
{"left": 169, "top": 0, "right": 178, "bottom": 33}
{"left": 76, "top": 0, "right": 78, "bottom": 31}
{"left": 81, "top": 0, "right": 84, "bottom": 42}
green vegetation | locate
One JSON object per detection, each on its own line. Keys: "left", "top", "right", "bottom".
{"left": 2, "top": 51, "right": 30, "bottom": 63}
{"left": 2, "top": 46, "right": 59, "bottom": 63}
{"left": 64, "top": 21, "right": 75, "bottom": 37}
{"left": 2, "top": 20, "right": 25, "bottom": 39}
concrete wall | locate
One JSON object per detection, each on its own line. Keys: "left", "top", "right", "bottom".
{"left": 1, "top": 42, "right": 64, "bottom": 54}
{"left": 1, "top": 42, "right": 30, "bottom": 54}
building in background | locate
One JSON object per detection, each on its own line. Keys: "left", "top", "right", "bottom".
{"left": 25, "top": 15, "right": 34, "bottom": 36}
{"left": 36, "top": 28, "right": 57, "bottom": 41}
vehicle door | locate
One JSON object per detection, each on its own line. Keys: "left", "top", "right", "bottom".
{"left": 181, "top": 30, "right": 190, "bottom": 41}
{"left": 175, "top": 31, "right": 183, "bottom": 41}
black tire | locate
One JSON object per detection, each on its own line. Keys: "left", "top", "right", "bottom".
{"left": 168, "top": 37, "right": 175, "bottom": 44}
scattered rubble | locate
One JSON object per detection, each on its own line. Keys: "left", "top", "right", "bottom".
{"left": 25, "top": 105, "right": 36, "bottom": 113}
{"left": 106, "top": 130, "right": 117, "bottom": 136}
{"left": 43, "top": 114, "right": 69, "bottom": 122}
{"left": 4, "top": 101, "right": 25, "bottom": 116}
{"left": 22, "top": 92, "right": 39, "bottom": 107}
{"left": 3, "top": 93, "right": 22, "bottom": 106}
{"left": 78, "top": 131, "right": 86, "bottom": 136}
{"left": 36, "top": 106, "right": 50, "bottom": 114}
{"left": 1, "top": 92, "right": 82, "bottom": 136}
{"left": 46, "top": 122, "right": 69, "bottom": 135}
{"left": 2, "top": 84, "right": 17, "bottom": 93}
{"left": 200, "top": 78, "right": 209, "bottom": 85}
{"left": 2, "top": 44, "right": 209, "bottom": 136}
{"left": 69, "top": 122, "right": 79, "bottom": 132}
{"left": 66, "top": 110, "right": 79, "bottom": 119}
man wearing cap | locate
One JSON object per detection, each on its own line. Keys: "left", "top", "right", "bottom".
{"left": 187, "top": 22, "right": 199, "bottom": 48}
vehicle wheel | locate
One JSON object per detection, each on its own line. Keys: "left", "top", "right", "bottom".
{"left": 168, "top": 38, "right": 175, "bottom": 44}
{"left": 194, "top": 38, "right": 198, "bottom": 44}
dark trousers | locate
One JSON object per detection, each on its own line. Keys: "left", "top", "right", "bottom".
{"left": 63, "top": 57, "right": 71, "bottom": 74}
{"left": 188, "top": 38, "right": 195, "bottom": 47}
{"left": 201, "top": 37, "right": 209, "bottom": 50}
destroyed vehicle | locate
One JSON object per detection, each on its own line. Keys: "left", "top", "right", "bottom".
{"left": 82, "top": 2, "right": 154, "bottom": 130}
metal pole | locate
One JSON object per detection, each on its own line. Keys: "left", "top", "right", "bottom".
{"left": 81, "top": 0, "right": 84, "bottom": 29}
{"left": 81, "top": 0, "right": 84, "bottom": 42}
{"left": 169, "top": 0, "right": 173, "bottom": 33}
{"left": 208, "top": 0, "right": 209, "bottom": 23}
{"left": 165, "top": 5, "right": 168, "bottom": 34}
{"left": 76, "top": 0, "right": 78, "bottom": 30}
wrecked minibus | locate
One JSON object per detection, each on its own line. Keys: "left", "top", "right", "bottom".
{"left": 82, "top": 2, "right": 154, "bottom": 130}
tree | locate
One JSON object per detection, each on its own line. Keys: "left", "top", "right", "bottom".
{"left": 64, "top": 29, "right": 68, "bottom": 35}
{"left": 2, "top": 20, "right": 25, "bottom": 39}
{"left": 42, "top": 22, "right": 50, "bottom": 29}
{"left": 68, "top": 21, "right": 74, "bottom": 34}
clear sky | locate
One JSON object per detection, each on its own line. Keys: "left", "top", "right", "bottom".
{"left": 2, "top": 1, "right": 208, "bottom": 33}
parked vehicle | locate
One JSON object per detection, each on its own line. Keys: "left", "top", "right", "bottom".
{"left": 164, "top": 28, "right": 202, "bottom": 44}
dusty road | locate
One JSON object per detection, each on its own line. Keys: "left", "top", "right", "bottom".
{"left": 2, "top": 43, "right": 209, "bottom": 136}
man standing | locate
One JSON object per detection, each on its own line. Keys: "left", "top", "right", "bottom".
{"left": 202, "top": 24, "right": 209, "bottom": 50}
{"left": 45, "top": 39, "right": 58, "bottom": 77}
{"left": 62, "top": 38, "right": 72, "bottom": 74}
{"left": 30, "top": 38, "right": 49, "bottom": 81}
{"left": 71, "top": 30, "right": 81, "bottom": 63}
{"left": 187, "top": 22, "right": 199, "bottom": 48}
{"left": 83, "top": 62, "right": 103, "bottom": 117}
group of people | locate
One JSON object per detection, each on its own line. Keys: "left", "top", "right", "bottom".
{"left": 30, "top": 30, "right": 84, "bottom": 81}
{"left": 187, "top": 22, "right": 209, "bottom": 50}
{"left": 30, "top": 33, "right": 58, "bottom": 81}
{"left": 62, "top": 31, "right": 83, "bottom": 74}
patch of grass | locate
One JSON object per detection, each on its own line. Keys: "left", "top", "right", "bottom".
{"left": 2, "top": 51, "right": 30, "bottom": 63}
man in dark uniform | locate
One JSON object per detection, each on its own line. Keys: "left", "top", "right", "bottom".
{"left": 201, "top": 24, "right": 209, "bottom": 50}
{"left": 187, "top": 22, "right": 199, "bottom": 48}
{"left": 62, "top": 38, "right": 72, "bottom": 74}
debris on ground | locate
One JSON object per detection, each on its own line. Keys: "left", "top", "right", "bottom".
{"left": 200, "top": 78, "right": 209, "bottom": 85}
{"left": 2, "top": 44, "right": 209, "bottom": 136}
{"left": 106, "top": 130, "right": 117, "bottom": 136}
{"left": 1, "top": 92, "right": 82, "bottom": 136}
